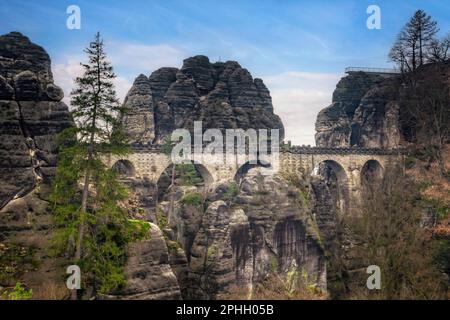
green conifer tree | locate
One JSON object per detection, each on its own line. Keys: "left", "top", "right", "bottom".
{"left": 51, "top": 33, "right": 145, "bottom": 299}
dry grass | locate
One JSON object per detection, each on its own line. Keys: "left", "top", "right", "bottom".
{"left": 407, "top": 144, "right": 450, "bottom": 237}
{"left": 407, "top": 145, "right": 450, "bottom": 203}
{"left": 218, "top": 274, "right": 328, "bottom": 300}
{"left": 31, "top": 282, "right": 70, "bottom": 300}
{"left": 434, "top": 217, "right": 450, "bottom": 239}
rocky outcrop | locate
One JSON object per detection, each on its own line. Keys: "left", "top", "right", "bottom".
{"left": 108, "top": 223, "right": 182, "bottom": 300}
{"left": 0, "top": 32, "right": 186, "bottom": 300}
{"left": 0, "top": 32, "right": 74, "bottom": 298}
{"left": 0, "top": 31, "right": 73, "bottom": 210}
{"left": 122, "top": 55, "right": 284, "bottom": 145}
{"left": 156, "top": 169, "right": 326, "bottom": 299}
{"left": 121, "top": 74, "right": 155, "bottom": 144}
{"left": 315, "top": 71, "right": 401, "bottom": 148}
{"left": 0, "top": 32, "right": 325, "bottom": 299}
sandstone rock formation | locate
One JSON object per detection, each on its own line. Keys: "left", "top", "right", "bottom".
{"left": 0, "top": 32, "right": 74, "bottom": 297}
{"left": 0, "top": 32, "right": 326, "bottom": 300}
{"left": 315, "top": 71, "right": 401, "bottom": 148}
{"left": 155, "top": 169, "right": 326, "bottom": 299}
{"left": 122, "top": 55, "right": 284, "bottom": 145}
{"left": 0, "top": 32, "right": 73, "bottom": 210}
{"left": 107, "top": 223, "right": 182, "bottom": 300}
{"left": 121, "top": 74, "right": 155, "bottom": 144}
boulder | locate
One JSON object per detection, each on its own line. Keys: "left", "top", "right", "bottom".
{"left": 181, "top": 171, "right": 326, "bottom": 299}
{"left": 0, "top": 32, "right": 54, "bottom": 86}
{"left": 45, "top": 84, "right": 64, "bottom": 101}
{"left": 0, "top": 36, "right": 74, "bottom": 210}
{"left": 13, "top": 70, "right": 41, "bottom": 101}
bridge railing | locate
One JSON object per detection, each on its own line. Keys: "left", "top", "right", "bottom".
{"left": 130, "top": 143, "right": 406, "bottom": 156}
{"left": 345, "top": 67, "right": 401, "bottom": 75}
{"left": 286, "top": 146, "right": 405, "bottom": 155}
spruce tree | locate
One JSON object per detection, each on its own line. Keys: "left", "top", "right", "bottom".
{"left": 51, "top": 33, "right": 145, "bottom": 299}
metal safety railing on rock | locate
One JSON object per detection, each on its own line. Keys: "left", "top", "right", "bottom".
{"left": 345, "top": 67, "right": 401, "bottom": 75}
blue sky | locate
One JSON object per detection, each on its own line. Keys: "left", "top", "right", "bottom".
{"left": 2, "top": 0, "right": 450, "bottom": 144}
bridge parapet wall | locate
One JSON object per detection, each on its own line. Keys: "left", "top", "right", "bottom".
{"left": 286, "top": 146, "right": 405, "bottom": 155}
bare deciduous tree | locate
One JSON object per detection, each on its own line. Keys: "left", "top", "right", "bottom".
{"left": 344, "top": 166, "right": 448, "bottom": 299}
{"left": 428, "top": 34, "right": 450, "bottom": 63}
{"left": 401, "top": 70, "right": 450, "bottom": 176}
{"left": 389, "top": 10, "right": 439, "bottom": 72}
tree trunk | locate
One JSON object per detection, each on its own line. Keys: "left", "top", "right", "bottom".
{"left": 436, "top": 145, "right": 447, "bottom": 177}
{"left": 72, "top": 91, "right": 97, "bottom": 300}
{"left": 419, "top": 28, "right": 423, "bottom": 66}
{"left": 71, "top": 169, "right": 90, "bottom": 300}
{"left": 168, "top": 164, "right": 176, "bottom": 225}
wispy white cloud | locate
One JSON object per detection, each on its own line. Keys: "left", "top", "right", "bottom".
{"left": 52, "top": 57, "right": 83, "bottom": 106}
{"left": 108, "top": 41, "right": 186, "bottom": 74}
{"left": 52, "top": 41, "right": 187, "bottom": 107}
{"left": 264, "top": 71, "right": 341, "bottom": 146}
{"left": 52, "top": 58, "right": 132, "bottom": 107}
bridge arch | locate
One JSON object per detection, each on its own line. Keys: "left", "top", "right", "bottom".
{"left": 234, "top": 159, "right": 272, "bottom": 183}
{"left": 312, "top": 160, "right": 350, "bottom": 214}
{"left": 361, "top": 159, "right": 383, "bottom": 187}
{"left": 192, "top": 162, "right": 215, "bottom": 185}
{"left": 157, "top": 161, "right": 214, "bottom": 187}
{"left": 112, "top": 159, "right": 136, "bottom": 178}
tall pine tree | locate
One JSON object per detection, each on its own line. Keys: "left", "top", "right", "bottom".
{"left": 51, "top": 33, "right": 146, "bottom": 299}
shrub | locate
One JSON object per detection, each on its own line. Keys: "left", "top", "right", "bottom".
{"left": 128, "top": 220, "right": 151, "bottom": 240}
{"left": 156, "top": 208, "right": 168, "bottom": 229}
{"left": 166, "top": 240, "right": 180, "bottom": 253}
{"left": 2, "top": 282, "right": 33, "bottom": 300}
{"left": 0, "top": 243, "right": 37, "bottom": 284}
{"left": 178, "top": 164, "right": 203, "bottom": 186}
{"left": 181, "top": 192, "right": 203, "bottom": 206}
{"left": 219, "top": 271, "right": 327, "bottom": 300}
{"left": 223, "top": 182, "right": 238, "bottom": 201}
{"left": 344, "top": 165, "right": 448, "bottom": 299}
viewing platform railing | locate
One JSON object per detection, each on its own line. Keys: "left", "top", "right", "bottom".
{"left": 345, "top": 67, "right": 401, "bottom": 74}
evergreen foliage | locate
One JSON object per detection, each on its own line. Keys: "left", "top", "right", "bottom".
{"left": 50, "top": 33, "right": 144, "bottom": 297}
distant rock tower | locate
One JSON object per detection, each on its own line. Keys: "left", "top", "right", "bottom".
{"left": 121, "top": 74, "right": 155, "bottom": 144}
{"left": 121, "top": 55, "right": 285, "bottom": 145}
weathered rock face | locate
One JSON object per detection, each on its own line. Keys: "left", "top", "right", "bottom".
{"left": 0, "top": 32, "right": 73, "bottom": 210}
{"left": 0, "top": 32, "right": 74, "bottom": 297}
{"left": 122, "top": 55, "right": 284, "bottom": 145}
{"left": 315, "top": 72, "right": 401, "bottom": 148}
{"left": 121, "top": 74, "right": 155, "bottom": 144}
{"left": 0, "top": 32, "right": 53, "bottom": 88}
{"left": 156, "top": 169, "right": 326, "bottom": 299}
{"left": 108, "top": 223, "right": 182, "bottom": 300}
{"left": 0, "top": 32, "right": 185, "bottom": 300}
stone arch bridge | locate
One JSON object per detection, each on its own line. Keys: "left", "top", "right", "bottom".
{"left": 105, "top": 145, "right": 404, "bottom": 209}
